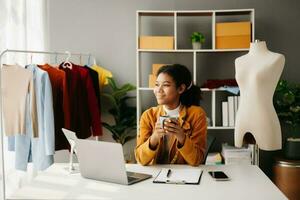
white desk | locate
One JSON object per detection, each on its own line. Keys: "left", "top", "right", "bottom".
{"left": 8, "top": 163, "right": 287, "bottom": 200}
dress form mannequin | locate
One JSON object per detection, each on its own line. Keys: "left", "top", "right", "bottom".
{"left": 234, "top": 41, "right": 285, "bottom": 150}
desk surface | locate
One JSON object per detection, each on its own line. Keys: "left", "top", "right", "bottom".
{"left": 9, "top": 163, "right": 287, "bottom": 200}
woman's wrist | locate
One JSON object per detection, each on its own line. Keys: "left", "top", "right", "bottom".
{"left": 149, "top": 135, "right": 159, "bottom": 150}
{"left": 177, "top": 133, "right": 186, "bottom": 147}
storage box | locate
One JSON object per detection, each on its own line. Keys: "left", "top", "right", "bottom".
{"left": 149, "top": 74, "right": 156, "bottom": 88}
{"left": 152, "top": 64, "right": 166, "bottom": 76}
{"left": 216, "top": 22, "right": 251, "bottom": 49}
{"left": 139, "top": 36, "right": 174, "bottom": 49}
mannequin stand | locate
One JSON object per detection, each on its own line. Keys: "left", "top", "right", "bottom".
{"left": 252, "top": 144, "right": 259, "bottom": 166}
{"left": 243, "top": 133, "right": 259, "bottom": 165}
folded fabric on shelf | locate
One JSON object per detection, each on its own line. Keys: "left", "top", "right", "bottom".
{"left": 201, "top": 79, "right": 238, "bottom": 89}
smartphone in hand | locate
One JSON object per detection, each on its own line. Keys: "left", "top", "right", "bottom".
{"left": 208, "top": 171, "right": 230, "bottom": 181}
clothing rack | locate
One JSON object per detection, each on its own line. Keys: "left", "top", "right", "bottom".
{"left": 0, "top": 49, "right": 98, "bottom": 200}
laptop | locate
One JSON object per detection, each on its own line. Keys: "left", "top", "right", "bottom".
{"left": 62, "top": 128, "right": 152, "bottom": 185}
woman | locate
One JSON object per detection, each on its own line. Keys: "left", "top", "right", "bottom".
{"left": 135, "top": 64, "right": 207, "bottom": 166}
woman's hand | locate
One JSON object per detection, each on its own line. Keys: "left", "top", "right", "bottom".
{"left": 149, "top": 121, "right": 165, "bottom": 149}
{"left": 163, "top": 119, "right": 186, "bottom": 146}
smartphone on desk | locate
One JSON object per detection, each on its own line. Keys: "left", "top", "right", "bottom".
{"left": 208, "top": 171, "right": 230, "bottom": 181}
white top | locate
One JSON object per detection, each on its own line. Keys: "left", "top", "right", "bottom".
{"left": 163, "top": 104, "right": 180, "bottom": 117}
{"left": 234, "top": 41, "right": 285, "bottom": 150}
{"left": 8, "top": 163, "right": 287, "bottom": 200}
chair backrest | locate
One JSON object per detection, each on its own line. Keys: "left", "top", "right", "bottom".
{"left": 202, "top": 134, "right": 216, "bottom": 164}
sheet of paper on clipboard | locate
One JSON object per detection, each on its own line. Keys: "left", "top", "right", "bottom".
{"left": 153, "top": 168, "right": 203, "bottom": 184}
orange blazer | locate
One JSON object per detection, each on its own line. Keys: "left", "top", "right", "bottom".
{"left": 135, "top": 105, "right": 207, "bottom": 166}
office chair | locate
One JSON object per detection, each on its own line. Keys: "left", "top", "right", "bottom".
{"left": 202, "top": 134, "right": 216, "bottom": 164}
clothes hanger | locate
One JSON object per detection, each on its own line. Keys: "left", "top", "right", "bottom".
{"left": 30, "top": 53, "right": 33, "bottom": 65}
{"left": 87, "top": 54, "right": 91, "bottom": 66}
{"left": 55, "top": 53, "right": 58, "bottom": 64}
{"left": 51, "top": 52, "right": 60, "bottom": 68}
{"left": 93, "top": 57, "right": 97, "bottom": 66}
{"left": 62, "top": 51, "right": 72, "bottom": 69}
{"left": 79, "top": 53, "right": 83, "bottom": 66}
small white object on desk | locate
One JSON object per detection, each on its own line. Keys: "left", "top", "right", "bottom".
{"left": 205, "top": 152, "right": 222, "bottom": 165}
{"left": 222, "top": 143, "right": 252, "bottom": 165}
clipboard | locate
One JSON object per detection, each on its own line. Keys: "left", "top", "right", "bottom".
{"left": 153, "top": 168, "right": 203, "bottom": 185}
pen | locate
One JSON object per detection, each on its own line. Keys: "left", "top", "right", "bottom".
{"left": 166, "top": 180, "right": 186, "bottom": 184}
{"left": 166, "top": 169, "right": 172, "bottom": 178}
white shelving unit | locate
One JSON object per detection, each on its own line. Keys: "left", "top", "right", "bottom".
{"left": 136, "top": 9, "right": 255, "bottom": 131}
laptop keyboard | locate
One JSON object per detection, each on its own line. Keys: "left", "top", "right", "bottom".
{"left": 127, "top": 172, "right": 139, "bottom": 182}
{"left": 127, "top": 176, "right": 139, "bottom": 182}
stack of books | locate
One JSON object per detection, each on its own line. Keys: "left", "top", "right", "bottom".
{"left": 221, "top": 144, "right": 254, "bottom": 165}
{"left": 222, "top": 95, "right": 240, "bottom": 127}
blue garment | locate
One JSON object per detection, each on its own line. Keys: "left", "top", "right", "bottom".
{"left": 222, "top": 86, "right": 240, "bottom": 95}
{"left": 8, "top": 64, "right": 55, "bottom": 171}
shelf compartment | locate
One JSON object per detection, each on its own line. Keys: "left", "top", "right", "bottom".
{"left": 176, "top": 12, "right": 213, "bottom": 50}
{"left": 195, "top": 51, "right": 245, "bottom": 86}
{"left": 138, "top": 12, "right": 174, "bottom": 38}
{"left": 215, "top": 9, "right": 254, "bottom": 47}
{"left": 139, "top": 90, "right": 157, "bottom": 113}
{"left": 215, "top": 9, "right": 253, "bottom": 23}
{"left": 138, "top": 52, "right": 193, "bottom": 88}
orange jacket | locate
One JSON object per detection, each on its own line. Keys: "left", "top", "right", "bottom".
{"left": 135, "top": 105, "right": 207, "bottom": 166}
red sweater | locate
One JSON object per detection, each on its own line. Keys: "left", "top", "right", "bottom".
{"left": 60, "top": 63, "right": 102, "bottom": 138}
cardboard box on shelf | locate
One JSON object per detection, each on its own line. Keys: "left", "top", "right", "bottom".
{"left": 149, "top": 74, "right": 156, "bottom": 88}
{"left": 152, "top": 64, "right": 166, "bottom": 76}
{"left": 139, "top": 36, "right": 174, "bottom": 49}
{"left": 216, "top": 21, "right": 251, "bottom": 49}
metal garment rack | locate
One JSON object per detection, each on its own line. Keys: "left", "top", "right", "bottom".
{"left": 0, "top": 49, "right": 98, "bottom": 200}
